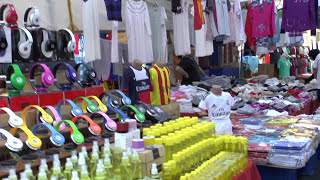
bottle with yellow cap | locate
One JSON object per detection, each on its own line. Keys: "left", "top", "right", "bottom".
{"left": 172, "top": 154, "right": 181, "bottom": 178}
{"left": 166, "top": 125, "right": 174, "bottom": 134}
{"left": 143, "top": 128, "right": 151, "bottom": 136}
{"left": 169, "top": 160, "right": 176, "bottom": 180}
{"left": 165, "top": 137, "right": 174, "bottom": 161}
{"left": 153, "top": 129, "right": 161, "bottom": 138}
{"left": 160, "top": 127, "right": 167, "bottom": 136}
{"left": 162, "top": 162, "right": 171, "bottom": 180}
{"left": 143, "top": 136, "right": 155, "bottom": 149}
{"left": 155, "top": 138, "right": 162, "bottom": 145}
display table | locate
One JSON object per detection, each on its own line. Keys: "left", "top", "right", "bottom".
{"left": 232, "top": 160, "right": 261, "bottom": 180}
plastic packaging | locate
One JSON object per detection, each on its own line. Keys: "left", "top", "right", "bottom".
{"left": 51, "top": 154, "right": 64, "bottom": 179}
{"left": 120, "top": 152, "right": 132, "bottom": 180}
{"left": 81, "top": 146, "right": 90, "bottom": 166}
{"left": 71, "top": 150, "right": 78, "bottom": 169}
{"left": 102, "top": 138, "right": 112, "bottom": 160}
{"left": 151, "top": 163, "right": 159, "bottom": 179}
{"left": 131, "top": 150, "right": 142, "bottom": 180}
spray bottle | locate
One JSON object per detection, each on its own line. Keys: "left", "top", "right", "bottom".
{"left": 70, "top": 171, "right": 79, "bottom": 180}
{"left": 24, "top": 163, "right": 36, "bottom": 180}
{"left": 94, "top": 160, "right": 105, "bottom": 180}
{"left": 126, "top": 147, "right": 132, "bottom": 161}
{"left": 104, "top": 153, "right": 113, "bottom": 179}
{"left": 50, "top": 154, "right": 64, "bottom": 179}
{"left": 8, "top": 169, "right": 17, "bottom": 180}
{"left": 63, "top": 158, "right": 74, "bottom": 180}
{"left": 75, "top": 152, "right": 86, "bottom": 174}
{"left": 71, "top": 150, "right": 78, "bottom": 169}
{"left": 102, "top": 138, "right": 112, "bottom": 160}
{"left": 20, "top": 172, "right": 27, "bottom": 180}
{"left": 151, "top": 163, "right": 159, "bottom": 179}
{"left": 40, "top": 159, "right": 50, "bottom": 178}
{"left": 93, "top": 141, "right": 101, "bottom": 157}
{"left": 80, "top": 165, "right": 91, "bottom": 180}
{"left": 81, "top": 146, "right": 90, "bottom": 166}
{"left": 38, "top": 166, "right": 48, "bottom": 180}
{"left": 112, "top": 144, "right": 123, "bottom": 179}
{"left": 130, "top": 150, "right": 142, "bottom": 180}
{"left": 89, "top": 147, "right": 99, "bottom": 178}
{"left": 120, "top": 152, "right": 132, "bottom": 180}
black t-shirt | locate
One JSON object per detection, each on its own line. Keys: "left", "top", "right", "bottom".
{"left": 178, "top": 57, "right": 201, "bottom": 85}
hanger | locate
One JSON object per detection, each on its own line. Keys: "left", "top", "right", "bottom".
{"left": 153, "top": 0, "right": 159, "bottom": 7}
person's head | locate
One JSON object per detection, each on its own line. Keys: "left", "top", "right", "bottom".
{"left": 211, "top": 85, "right": 222, "bottom": 96}
{"left": 185, "top": 46, "right": 195, "bottom": 58}
{"left": 281, "top": 51, "right": 288, "bottom": 58}
{"left": 308, "top": 49, "right": 320, "bottom": 60}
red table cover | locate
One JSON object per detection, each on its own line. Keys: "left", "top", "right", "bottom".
{"left": 233, "top": 160, "right": 261, "bottom": 180}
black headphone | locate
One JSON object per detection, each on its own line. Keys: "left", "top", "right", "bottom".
{"left": 41, "top": 28, "right": 56, "bottom": 58}
{"left": 0, "top": 26, "right": 8, "bottom": 51}
{"left": 74, "top": 63, "right": 97, "bottom": 87}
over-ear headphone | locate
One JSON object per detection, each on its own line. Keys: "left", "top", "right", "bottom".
{"left": 72, "top": 115, "right": 101, "bottom": 136}
{"left": 38, "top": 106, "right": 65, "bottom": 131}
{"left": 0, "top": 128, "right": 23, "bottom": 152}
{"left": 0, "top": 107, "right": 23, "bottom": 127}
{"left": 6, "top": 64, "right": 26, "bottom": 91}
{"left": 24, "top": 7, "right": 40, "bottom": 27}
{"left": 120, "top": 105, "right": 145, "bottom": 123}
{"left": 107, "top": 107, "right": 130, "bottom": 122}
{"left": 74, "top": 63, "right": 97, "bottom": 87}
{"left": 22, "top": 105, "right": 54, "bottom": 124}
{"left": 18, "top": 28, "right": 33, "bottom": 59}
{"left": 59, "top": 28, "right": 76, "bottom": 52}
{"left": 89, "top": 111, "right": 117, "bottom": 131}
{"left": 41, "top": 28, "right": 56, "bottom": 58}
{"left": 29, "top": 63, "right": 55, "bottom": 92}
{"left": 10, "top": 124, "right": 42, "bottom": 150}
{"left": 52, "top": 63, "right": 78, "bottom": 90}
{"left": 55, "top": 120, "right": 84, "bottom": 145}
{"left": 82, "top": 96, "right": 107, "bottom": 113}
{"left": 104, "top": 90, "right": 132, "bottom": 108}
{"left": 0, "top": 4, "right": 18, "bottom": 24}
{"left": 0, "top": 26, "right": 8, "bottom": 51}
{"left": 32, "top": 123, "right": 65, "bottom": 147}
{"left": 74, "top": 96, "right": 98, "bottom": 114}
{"left": 57, "top": 99, "right": 83, "bottom": 118}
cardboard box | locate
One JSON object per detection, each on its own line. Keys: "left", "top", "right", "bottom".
{"left": 160, "top": 102, "right": 180, "bottom": 120}
{"left": 257, "top": 64, "right": 276, "bottom": 78}
{"left": 114, "top": 129, "right": 141, "bottom": 150}
{"left": 138, "top": 145, "right": 165, "bottom": 177}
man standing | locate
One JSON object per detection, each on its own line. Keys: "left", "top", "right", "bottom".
{"left": 199, "top": 85, "right": 235, "bottom": 135}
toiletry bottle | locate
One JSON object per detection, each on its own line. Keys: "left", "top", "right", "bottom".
{"left": 120, "top": 152, "right": 132, "bottom": 180}
{"left": 94, "top": 160, "right": 105, "bottom": 180}
{"left": 102, "top": 139, "right": 112, "bottom": 160}
{"left": 75, "top": 153, "right": 86, "bottom": 175}
{"left": 126, "top": 147, "right": 132, "bottom": 162}
{"left": 81, "top": 146, "right": 90, "bottom": 166}
{"left": 70, "top": 171, "right": 79, "bottom": 180}
{"left": 63, "top": 158, "right": 74, "bottom": 180}
{"left": 71, "top": 150, "right": 78, "bottom": 169}
{"left": 130, "top": 151, "right": 142, "bottom": 180}
{"left": 40, "top": 159, "right": 51, "bottom": 178}
{"left": 51, "top": 157, "right": 64, "bottom": 179}
{"left": 93, "top": 141, "right": 101, "bottom": 157}
{"left": 38, "top": 166, "right": 48, "bottom": 180}
{"left": 24, "top": 163, "right": 36, "bottom": 180}
{"left": 104, "top": 153, "right": 114, "bottom": 179}
{"left": 89, "top": 147, "right": 99, "bottom": 178}
{"left": 151, "top": 163, "right": 159, "bottom": 179}
{"left": 8, "top": 169, "right": 17, "bottom": 180}
{"left": 112, "top": 144, "right": 123, "bottom": 178}
{"left": 20, "top": 172, "right": 27, "bottom": 180}
{"left": 80, "top": 165, "right": 90, "bottom": 180}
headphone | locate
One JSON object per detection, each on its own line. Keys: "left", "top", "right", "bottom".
{"left": 22, "top": 105, "right": 54, "bottom": 124}
{"left": 24, "top": 7, "right": 40, "bottom": 27}
{"left": 72, "top": 115, "right": 101, "bottom": 136}
{"left": 0, "top": 107, "right": 23, "bottom": 128}
{"left": 0, "top": 128, "right": 23, "bottom": 152}
{"left": 55, "top": 120, "right": 84, "bottom": 145}
{"left": 74, "top": 96, "right": 98, "bottom": 114}
{"left": 38, "top": 106, "right": 65, "bottom": 131}
{"left": 74, "top": 63, "right": 97, "bottom": 87}
{"left": 41, "top": 28, "right": 56, "bottom": 58}
{"left": 52, "top": 63, "right": 78, "bottom": 90}
{"left": 0, "top": 4, "right": 18, "bottom": 24}
{"left": 82, "top": 95, "right": 107, "bottom": 113}
{"left": 18, "top": 28, "right": 33, "bottom": 59}
{"left": 107, "top": 107, "right": 130, "bottom": 122}
{"left": 0, "top": 26, "right": 8, "bottom": 51}
{"left": 10, "top": 125, "right": 42, "bottom": 151}
{"left": 6, "top": 64, "right": 26, "bottom": 91}
{"left": 120, "top": 105, "right": 145, "bottom": 123}
{"left": 105, "top": 90, "right": 132, "bottom": 108}
{"left": 57, "top": 99, "right": 83, "bottom": 118}
{"left": 32, "top": 123, "right": 65, "bottom": 147}
{"left": 58, "top": 28, "right": 76, "bottom": 53}
{"left": 89, "top": 111, "right": 117, "bottom": 132}
{"left": 29, "top": 63, "right": 55, "bottom": 92}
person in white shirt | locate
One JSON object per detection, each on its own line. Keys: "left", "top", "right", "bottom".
{"left": 199, "top": 85, "right": 235, "bottom": 135}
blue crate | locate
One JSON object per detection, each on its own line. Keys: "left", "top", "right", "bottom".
{"left": 257, "top": 165, "right": 297, "bottom": 180}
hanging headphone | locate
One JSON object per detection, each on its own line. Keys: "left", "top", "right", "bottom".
{"left": 55, "top": 120, "right": 84, "bottom": 145}
{"left": 22, "top": 105, "right": 54, "bottom": 124}
{"left": 82, "top": 95, "right": 108, "bottom": 113}
{"left": 0, "top": 107, "right": 23, "bottom": 128}
{"left": 74, "top": 96, "right": 98, "bottom": 114}
{"left": 52, "top": 62, "right": 78, "bottom": 90}
{"left": 6, "top": 64, "right": 26, "bottom": 91}
{"left": 24, "top": 7, "right": 40, "bottom": 27}
{"left": 18, "top": 28, "right": 33, "bottom": 59}
{"left": 74, "top": 63, "right": 97, "bottom": 87}
{"left": 72, "top": 115, "right": 101, "bottom": 136}
{"left": 38, "top": 106, "right": 65, "bottom": 131}
{"left": 32, "top": 123, "right": 65, "bottom": 147}
{"left": 107, "top": 107, "right": 130, "bottom": 122}
{"left": 0, "top": 4, "right": 18, "bottom": 24}
{"left": 0, "top": 26, "right": 8, "bottom": 51}
{"left": 29, "top": 63, "right": 55, "bottom": 92}
{"left": 57, "top": 99, "right": 83, "bottom": 118}
{"left": 89, "top": 111, "right": 117, "bottom": 132}
{"left": 10, "top": 124, "right": 42, "bottom": 150}
{"left": 41, "top": 28, "right": 56, "bottom": 58}
{"left": 58, "top": 28, "right": 76, "bottom": 53}
{"left": 103, "top": 90, "right": 132, "bottom": 108}
{"left": 0, "top": 128, "right": 23, "bottom": 152}
{"left": 120, "top": 105, "right": 145, "bottom": 123}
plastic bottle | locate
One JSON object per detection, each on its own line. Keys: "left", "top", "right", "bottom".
{"left": 120, "top": 152, "right": 132, "bottom": 180}
{"left": 70, "top": 171, "right": 79, "bottom": 180}
{"left": 38, "top": 166, "right": 48, "bottom": 180}
{"left": 51, "top": 155, "right": 64, "bottom": 179}
{"left": 20, "top": 172, "right": 27, "bottom": 180}
{"left": 126, "top": 147, "right": 132, "bottom": 161}
{"left": 151, "top": 163, "right": 159, "bottom": 179}
{"left": 80, "top": 165, "right": 90, "bottom": 180}
{"left": 94, "top": 160, "right": 105, "bottom": 180}
{"left": 103, "top": 153, "right": 113, "bottom": 179}
{"left": 102, "top": 139, "right": 112, "bottom": 160}
{"left": 24, "top": 163, "right": 36, "bottom": 180}
{"left": 40, "top": 159, "right": 51, "bottom": 178}
{"left": 93, "top": 141, "right": 101, "bottom": 157}
{"left": 165, "top": 137, "right": 174, "bottom": 161}
{"left": 8, "top": 169, "right": 17, "bottom": 180}
{"left": 75, "top": 152, "right": 86, "bottom": 174}
{"left": 130, "top": 151, "right": 142, "bottom": 180}
{"left": 89, "top": 147, "right": 99, "bottom": 177}
{"left": 162, "top": 163, "right": 171, "bottom": 180}
{"left": 112, "top": 144, "right": 123, "bottom": 178}
{"left": 81, "top": 146, "right": 90, "bottom": 166}
{"left": 63, "top": 158, "right": 74, "bottom": 180}
{"left": 71, "top": 150, "right": 78, "bottom": 169}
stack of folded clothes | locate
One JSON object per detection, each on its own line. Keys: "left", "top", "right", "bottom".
{"left": 239, "top": 116, "right": 271, "bottom": 126}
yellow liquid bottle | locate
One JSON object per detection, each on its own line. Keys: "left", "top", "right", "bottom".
{"left": 81, "top": 146, "right": 90, "bottom": 167}
{"left": 75, "top": 153, "right": 86, "bottom": 175}
{"left": 8, "top": 169, "right": 17, "bottom": 180}
{"left": 104, "top": 154, "right": 113, "bottom": 179}
{"left": 63, "top": 158, "right": 74, "bottom": 180}
{"left": 112, "top": 145, "right": 123, "bottom": 179}
{"left": 165, "top": 137, "right": 174, "bottom": 161}
{"left": 71, "top": 150, "right": 78, "bottom": 169}
{"left": 37, "top": 167, "right": 48, "bottom": 180}
{"left": 162, "top": 163, "right": 171, "bottom": 180}
{"left": 94, "top": 161, "right": 105, "bottom": 180}
{"left": 71, "top": 171, "right": 80, "bottom": 180}
{"left": 93, "top": 141, "right": 101, "bottom": 158}
{"left": 102, "top": 138, "right": 112, "bottom": 161}
{"left": 40, "top": 159, "right": 51, "bottom": 178}
{"left": 80, "top": 165, "right": 91, "bottom": 180}
{"left": 151, "top": 163, "right": 159, "bottom": 179}
{"left": 131, "top": 151, "right": 142, "bottom": 180}
{"left": 120, "top": 152, "right": 132, "bottom": 180}
{"left": 24, "top": 163, "right": 36, "bottom": 180}
{"left": 51, "top": 154, "right": 64, "bottom": 180}
{"left": 89, "top": 147, "right": 99, "bottom": 178}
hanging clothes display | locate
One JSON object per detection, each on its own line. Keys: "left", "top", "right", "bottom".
{"left": 94, "top": 39, "right": 111, "bottom": 81}
{"left": 193, "top": 0, "right": 205, "bottom": 30}
{"left": 83, "top": 0, "right": 101, "bottom": 62}
{"left": 173, "top": 2, "right": 191, "bottom": 56}
{"left": 277, "top": 57, "right": 291, "bottom": 78}
{"left": 224, "top": 3, "right": 237, "bottom": 44}
{"left": 208, "top": 0, "right": 231, "bottom": 41}
{"left": 281, "top": 0, "right": 316, "bottom": 32}
{"left": 111, "top": 21, "right": 119, "bottom": 63}
{"left": 268, "top": 6, "right": 280, "bottom": 49}
{"left": 125, "top": 0, "right": 153, "bottom": 63}
{"left": 104, "top": 0, "right": 122, "bottom": 21}
{"left": 150, "top": 6, "right": 168, "bottom": 63}
{"left": 193, "top": 1, "right": 214, "bottom": 57}
{"left": 235, "top": 0, "right": 246, "bottom": 46}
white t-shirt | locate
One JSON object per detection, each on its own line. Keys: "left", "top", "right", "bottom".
{"left": 312, "top": 54, "right": 320, "bottom": 88}
{"left": 199, "top": 92, "right": 234, "bottom": 121}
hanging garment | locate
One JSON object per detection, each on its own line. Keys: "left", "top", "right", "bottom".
{"left": 172, "top": 0, "right": 182, "bottom": 13}
{"left": 209, "top": 0, "right": 231, "bottom": 41}
{"left": 269, "top": 6, "right": 280, "bottom": 45}
{"left": 113, "top": 43, "right": 129, "bottom": 77}
{"left": 111, "top": 21, "right": 119, "bottom": 63}
{"left": 149, "top": 64, "right": 171, "bottom": 105}
{"left": 189, "top": 17, "right": 196, "bottom": 47}
{"left": 242, "top": 56, "right": 259, "bottom": 73}
{"left": 125, "top": 0, "right": 153, "bottom": 63}
{"left": 277, "top": 57, "right": 290, "bottom": 78}
{"left": 83, "top": 0, "right": 101, "bottom": 62}
{"left": 104, "top": 0, "right": 122, "bottom": 21}
{"left": 235, "top": 0, "right": 246, "bottom": 46}
{"left": 281, "top": 0, "right": 316, "bottom": 32}
{"left": 302, "top": 57, "right": 307, "bottom": 74}
{"left": 173, "top": 2, "right": 191, "bottom": 56}
{"left": 94, "top": 39, "right": 111, "bottom": 81}
{"left": 242, "top": 9, "right": 248, "bottom": 30}
{"left": 224, "top": 4, "right": 237, "bottom": 44}
{"left": 193, "top": 0, "right": 205, "bottom": 30}
{"left": 150, "top": 6, "right": 168, "bottom": 63}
